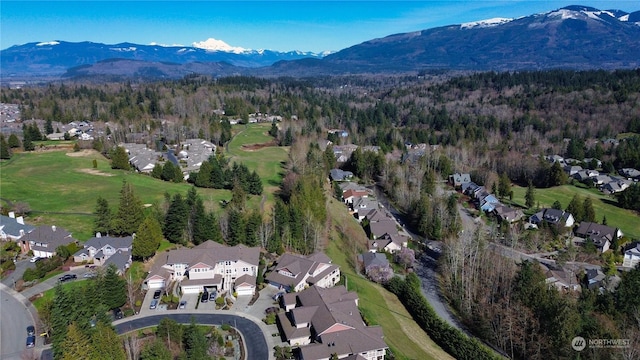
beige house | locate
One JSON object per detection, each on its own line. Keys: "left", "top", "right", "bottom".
{"left": 266, "top": 252, "right": 340, "bottom": 292}
{"left": 144, "top": 241, "right": 260, "bottom": 296}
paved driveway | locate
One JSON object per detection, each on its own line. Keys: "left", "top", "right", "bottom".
{"left": 0, "top": 285, "right": 38, "bottom": 360}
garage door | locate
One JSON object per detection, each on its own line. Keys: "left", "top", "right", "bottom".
{"left": 181, "top": 285, "right": 203, "bottom": 294}
{"left": 147, "top": 279, "right": 165, "bottom": 289}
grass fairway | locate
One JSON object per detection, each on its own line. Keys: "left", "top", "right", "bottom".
{"left": 325, "top": 199, "right": 453, "bottom": 360}
{"left": 0, "top": 149, "right": 241, "bottom": 240}
{"left": 511, "top": 184, "right": 640, "bottom": 239}
{"left": 226, "top": 123, "right": 288, "bottom": 210}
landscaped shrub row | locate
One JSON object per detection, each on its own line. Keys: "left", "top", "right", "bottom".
{"left": 22, "top": 256, "right": 63, "bottom": 281}
{"left": 385, "top": 273, "right": 501, "bottom": 360}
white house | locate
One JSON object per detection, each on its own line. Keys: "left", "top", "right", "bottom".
{"left": 623, "top": 244, "right": 640, "bottom": 269}
{"left": 73, "top": 234, "right": 133, "bottom": 266}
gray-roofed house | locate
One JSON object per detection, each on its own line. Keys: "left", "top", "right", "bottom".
{"left": 277, "top": 285, "right": 388, "bottom": 359}
{"left": 623, "top": 244, "right": 640, "bottom": 268}
{"left": 586, "top": 269, "right": 606, "bottom": 290}
{"left": 329, "top": 169, "right": 354, "bottom": 181}
{"left": 367, "top": 233, "right": 408, "bottom": 253}
{"left": 493, "top": 205, "right": 524, "bottom": 224}
{"left": 530, "top": 208, "right": 575, "bottom": 229}
{"left": 143, "top": 240, "right": 260, "bottom": 294}
{"left": 103, "top": 250, "right": 131, "bottom": 276}
{"left": 73, "top": 234, "right": 133, "bottom": 265}
{"left": 177, "top": 139, "right": 216, "bottom": 175}
{"left": 266, "top": 252, "right": 340, "bottom": 292}
{"left": 368, "top": 220, "right": 398, "bottom": 240}
{"left": 449, "top": 173, "right": 471, "bottom": 187}
{"left": 23, "top": 225, "right": 77, "bottom": 259}
{"left": 0, "top": 212, "right": 35, "bottom": 245}
{"left": 357, "top": 252, "right": 390, "bottom": 275}
{"left": 574, "top": 222, "right": 622, "bottom": 254}
{"left": 620, "top": 168, "right": 640, "bottom": 179}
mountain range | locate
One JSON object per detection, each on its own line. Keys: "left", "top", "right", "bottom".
{"left": 2, "top": 5, "right": 639, "bottom": 80}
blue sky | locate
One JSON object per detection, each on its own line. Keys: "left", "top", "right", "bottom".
{"left": 1, "top": 1, "right": 638, "bottom": 52}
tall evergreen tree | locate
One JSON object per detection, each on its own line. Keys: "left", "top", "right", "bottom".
{"left": 183, "top": 320, "right": 209, "bottom": 360}
{"left": 99, "top": 264, "right": 127, "bottom": 310}
{"left": 133, "top": 216, "right": 163, "bottom": 260}
{"left": 227, "top": 208, "right": 245, "bottom": 246}
{"left": 525, "top": 180, "right": 536, "bottom": 208}
{"left": 498, "top": 172, "right": 511, "bottom": 199}
{"left": 245, "top": 211, "right": 262, "bottom": 247}
{"left": 206, "top": 212, "right": 223, "bottom": 244}
{"left": 45, "top": 118, "right": 54, "bottom": 135}
{"left": 23, "top": 137, "right": 35, "bottom": 151}
{"left": 90, "top": 323, "right": 126, "bottom": 360}
{"left": 7, "top": 133, "right": 21, "bottom": 148}
{"left": 93, "top": 196, "right": 112, "bottom": 235}
{"left": 566, "top": 194, "right": 584, "bottom": 222}
{"left": 151, "top": 163, "right": 163, "bottom": 179}
{"left": 583, "top": 197, "right": 596, "bottom": 223}
{"left": 140, "top": 339, "right": 172, "bottom": 360}
{"left": 110, "top": 146, "right": 131, "bottom": 170}
{"left": 61, "top": 323, "right": 92, "bottom": 360}
{"left": 112, "top": 181, "right": 144, "bottom": 236}
{"left": 164, "top": 193, "right": 188, "bottom": 244}
{"left": 0, "top": 134, "right": 10, "bottom": 159}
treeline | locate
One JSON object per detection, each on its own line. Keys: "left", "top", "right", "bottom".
{"left": 189, "top": 154, "right": 263, "bottom": 195}
{"left": 386, "top": 273, "right": 502, "bottom": 360}
{"left": 46, "top": 264, "right": 127, "bottom": 360}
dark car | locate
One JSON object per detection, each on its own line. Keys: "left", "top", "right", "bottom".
{"left": 27, "top": 325, "right": 35, "bottom": 336}
{"left": 149, "top": 299, "right": 158, "bottom": 310}
{"left": 179, "top": 300, "right": 187, "bottom": 309}
{"left": 112, "top": 308, "right": 123, "bottom": 320}
{"left": 265, "top": 306, "right": 280, "bottom": 314}
{"left": 58, "top": 274, "right": 77, "bottom": 282}
{"left": 209, "top": 291, "right": 216, "bottom": 301}
{"left": 26, "top": 335, "right": 35, "bottom": 348}
{"left": 153, "top": 289, "right": 162, "bottom": 299}
{"left": 200, "top": 292, "right": 209, "bottom": 303}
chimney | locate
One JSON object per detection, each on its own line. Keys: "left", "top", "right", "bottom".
{"left": 16, "top": 216, "right": 24, "bottom": 225}
{"left": 51, "top": 225, "right": 56, "bottom": 232}
{"left": 8, "top": 211, "right": 15, "bottom": 218}
{"left": 96, "top": 232, "right": 102, "bottom": 238}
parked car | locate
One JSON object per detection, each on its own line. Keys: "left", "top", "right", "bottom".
{"left": 83, "top": 272, "right": 96, "bottom": 278}
{"left": 112, "top": 308, "right": 123, "bottom": 320}
{"left": 29, "top": 256, "right": 41, "bottom": 263}
{"left": 153, "top": 290, "right": 162, "bottom": 299}
{"left": 149, "top": 299, "right": 158, "bottom": 310}
{"left": 200, "top": 292, "right": 209, "bottom": 303}
{"left": 209, "top": 291, "right": 216, "bottom": 301}
{"left": 26, "top": 335, "right": 35, "bottom": 348}
{"left": 265, "top": 306, "right": 279, "bottom": 314}
{"left": 58, "top": 274, "right": 77, "bottom": 282}
{"left": 27, "top": 325, "right": 35, "bottom": 336}
{"left": 272, "top": 291, "right": 285, "bottom": 301}
{"left": 179, "top": 301, "right": 187, "bottom": 309}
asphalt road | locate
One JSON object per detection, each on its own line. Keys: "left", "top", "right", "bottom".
{"left": 0, "top": 287, "right": 38, "bottom": 360}
{"left": 40, "top": 313, "right": 268, "bottom": 360}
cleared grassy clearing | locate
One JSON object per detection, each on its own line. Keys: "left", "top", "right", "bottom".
{"left": 511, "top": 184, "right": 640, "bottom": 239}
{"left": 326, "top": 199, "right": 453, "bottom": 360}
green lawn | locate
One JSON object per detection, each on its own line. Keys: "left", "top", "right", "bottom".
{"left": 226, "top": 123, "right": 289, "bottom": 210}
{"left": 511, "top": 184, "right": 640, "bottom": 239}
{"left": 32, "top": 280, "right": 88, "bottom": 311}
{"left": 0, "top": 138, "right": 278, "bottom": 239}
{"left": 325, "top": 200, "right": 453, "bottom": 360}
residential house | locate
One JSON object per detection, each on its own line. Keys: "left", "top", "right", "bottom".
{"left": 103, "top": 250, "right": 132, "bottom": 276}
{"left": 368, "top": 220, "right": 398, "bottom": 240}
{"left": 582, "top": 158, "right": 602, "bottom": 168}
{"left": 530, "top": 208, "right": 575, "bottom": 228}
{"left": 544, "top": 266, "right": 580, "bottom": 292}
{"left": 352, "top": 197, "right": 379, "bottom": 219}
{"left": 143, "top": 241, "right": 260, "bottom": 295}
{"left": 338, "top": 182, "right": 368, "bottom": 194}
{"left": 623, "top": 244, "right": 640, "bottom": 268}
{"left": 358, "top": 252, "right": 391, "bottom": 275}
{"left": 593, "top": 175, "right": 612, "bottom": 186}
{"left": 574, "top": 222, "right": 622, "bottom": 254}
{"left": 122, "top": 143, "right": 162, "bottom": 173}
{"left": 461, "top": 181, "right": 480, "bottom": 196}
{"left": 329, "top": 169, "right": 354, "bottom": 182}
{"left": 277, "top": 285, "right": 388, "bottom": 360}
{"left": 545, "top": 155, "right": 566, "bottom": 166}
{"left": 266, "top": 252, "right": 340, "bottom": 292}
{"left": 23, "top": 225, "right": 76, "bottom": 258}
{"left": 563, "top": 165, "right": 583, "bottom": 176}
{"left": 620, "top": 168, "right": 640, "bottom": 179}
{"left": 0, "top": 212, "right": 34, "bottom": 244}
{"left": 493, "top": 205, "right": 524, "bottom": 223}
{"left": 449, "top": 173, "right": 471, "bottom": 187}
{"left": 46, "top": 132, "right": 66, "bottom": 141}
{"left": 573, "top": 169, "right": 599, "bottom": 182}
{"left": 367, "top": 234, "right": 409, "bottom": 253}
{"left": 585, "top": 269, "right": 606, "bottom": 290}
{"left": 177, "top": 139, "right": 216, "bottom": 175}
{"left": 333, "top": 145, "right": 359, "bottom": 163}
{"left": 601, "top": 178, "right": 632, "bottom": 194}
{"left": 73, "top": 234, "right": 133, "bottom": 266}
{"left": 343, "top": 189, "right": 369, "bottom": 205}
{"left": 477, "top": 192, "right": 500, "bottom": 212}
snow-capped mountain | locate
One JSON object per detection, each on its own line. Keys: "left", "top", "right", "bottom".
{"left": 0, "top": 39, "right": 328, "bottom": 78}
{"left": 1, "top": 5, "right": 639, "bottom": 79}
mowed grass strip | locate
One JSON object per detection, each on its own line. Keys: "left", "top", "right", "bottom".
{"left": 32, "top": 280, "right": 87, "bottom": 311}
{"left": 511, "top": 184, "right": 640, "bottom": 239}
{"left": 226, "top": 123, "right": 288, "bottom": 210}
{"left": 326, "top": 200, "right": 453, "bottom": 360}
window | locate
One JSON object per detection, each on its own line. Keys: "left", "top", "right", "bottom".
{"left": 225, "top": 261, "right": 231, "bottom": 266}
{"left": 226, "top": 269, "right": 231, "bottom": 274}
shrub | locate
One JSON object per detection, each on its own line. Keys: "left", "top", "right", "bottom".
{"left": 263, "top": 312, "right": 277, "bottom": 325}
{"left": 215, "top": 297, "right": 225, "bottom": 306}
{"left": 135, "top": 300, "right": 142, "bottom": 307}
{"left": 221, "top": 323, "right": 231, "bottom": 331}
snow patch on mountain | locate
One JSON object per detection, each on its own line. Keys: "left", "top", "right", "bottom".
{"left": 192, "top": 38, "right": 248, "bottom": 54}
{"left": 109, "top": 47, "right": 137, "bottom": 52}
{"left": 460, "top": 17, "right": 512, "bottom": 29}
{"left": 36, "top": 41, "right": 60, "bottom": 46}
{"left": 620, "top": 14, "right": 629, "bottom": 21}
{"left": 149, "top": 42, "right": 185, "bottom": 47}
